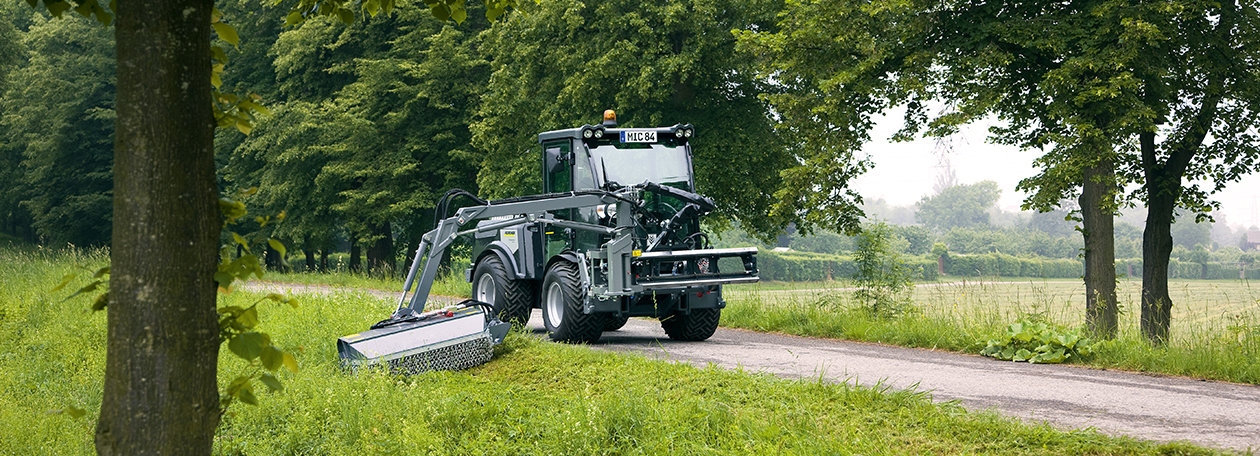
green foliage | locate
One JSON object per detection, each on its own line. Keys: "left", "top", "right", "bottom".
{"left": 915, "top": 181, "right": 1001, "bottom": 232}
{"left": 852, "top": 223, "right": 915, "bottom": 318}
{"left": 756, "top": 250, "right": 938, "bottom": 282}
{"left": 0, "top": 13, "right": 114, "bottom": 247}
{"left": 52, "top": 194, "right": 303, "bottom": 412}
{"left": 944, "top": 253, "right": 1082, "bottom": 279}
{"left": 473, "top": 0, "right": 798, "bottom": 240}
{"left": 225, "top": 6, "right": 490, "bottom": 267}
{"left": 214, "top": 192, "right": 302, "bottom": 410}
{"left": 982, "top": 319, "right": 1096, "bottom": 364}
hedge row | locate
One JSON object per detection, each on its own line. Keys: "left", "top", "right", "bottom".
{"left": 943, "top": 253, "right": 1082, "bottom": 278}
{"left": 757, "top": 250, "right": 938, "bottom": 282}
{"left": 1115, "top": 259, "right": 1260, "bottom": 280}
{"left": 757, "top": 250, "right": 1260, "bottom": 282}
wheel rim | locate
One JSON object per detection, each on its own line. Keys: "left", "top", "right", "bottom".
{"left": 475, "top": 273, "right": 496, "bottom": 304}
{"left": 545, "top": 281, "right": 565, "bottom": 329}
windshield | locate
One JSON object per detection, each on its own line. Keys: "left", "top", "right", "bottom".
{"left": 588, "top": 143, "right": 693, "bottom": 190}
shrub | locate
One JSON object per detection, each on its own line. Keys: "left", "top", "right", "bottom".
{"left": 982, "top": 319, "right": 1095, "bottom": 364}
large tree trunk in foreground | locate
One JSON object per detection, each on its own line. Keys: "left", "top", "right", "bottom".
{"left": 1080, "top": 161, "right": 1117, "bottom": 339}
{"left": 98, "top": 0, "right": 221, "bottom": 453}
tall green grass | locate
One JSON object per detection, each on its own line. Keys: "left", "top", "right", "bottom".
{"left": 0, "top": 247, "right": 1220, "bottom": 454}
{"left": 724, "top": 278, "right": 1260, "bottom": 384}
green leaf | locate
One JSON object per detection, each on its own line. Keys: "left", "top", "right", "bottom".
{"left": 49, "top": 406, "right": 86, "bottom": 418}
{"left": 211, "top": 46, "right": 228, "bottom": 65}
{"left": 219, "top": 198, "right": 247, "bottom": 222}
{"left": 268, "top": 239, "right": 287, "bottom": 259}
{"left": 214, "top": 271, "right": 235, "bottom": 290}
{"left": 285, "top": 10, "right": 305, "bottom": 26}
{"left": 228, "top": 332, "right": 269, "bottom": 361}
{"left": 336, "top": 8, "right": 354, "bottom": 23}
{"left": 235, "top": 117, "right": 252, "bottom": 135}
{"left": 429, "top": 3, "right": 450, "bottom": 21}
{"left": 235, "top": 305, "right": 259, "bottom": 329}
{"left": 212, "top": 23, "right": 240, "bottom": 48}
{"left": 260, "top": 346, "right": 283, "bottom": 371}
{"left": 282, "top": 352, "right": 299, "bottom": 373}
{"left": 46, "top": 0, "right": 70, "bottom": 17}
{"left": 259, "top": 373, "right": 283, "bottom": 392}
{"left": 51, "top": 274, "right": 76, "bottom": 292}
{"left": 450, "top": 3, "right": 466, "bottom": 23}
{"left": 238, "top": 387, "right": 259, "bottom": 406}
{"left": 91, "top": 291, "right": 108, "bottom": 312}
{"left": 92, "top": 267, "right": 110, "bottom": 279}
{"left": 231, "top": 232, "right": 249, "bottom": 249}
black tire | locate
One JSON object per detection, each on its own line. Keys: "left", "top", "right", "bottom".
{"left": 540, "top": 261, "right": 602, "bottom": 343}
{"left": 603, "top": 314, "right": 630, "bottom": 332}
{"left": 660, "top": 308, "right": 721, "bottom": 341}
{"left": 472, "top": 254, "right": 533, "bottom": 326}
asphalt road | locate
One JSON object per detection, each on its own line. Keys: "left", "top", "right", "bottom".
{"left": 519, "top": 310, "right": 1260, "bottom": 452}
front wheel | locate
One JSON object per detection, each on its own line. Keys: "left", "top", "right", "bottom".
{"left": 541, "top": 261, "right": 602, "bottom": 343}
{"left": 603, "top": 314, "right": 630, "bottom": 332}
{"left": 472, "top": 254, "right": 533, "bottom": 326}
{"left": 660, "top": 308, "right": 720, "bottom": 341}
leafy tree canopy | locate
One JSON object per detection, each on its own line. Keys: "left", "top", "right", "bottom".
{"left": 473, "top": 0, "right": 797, "bottom": 240}
{"left": 915, "top": 181, "right": 1001, "bottom": 232}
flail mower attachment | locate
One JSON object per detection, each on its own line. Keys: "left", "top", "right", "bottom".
{"left": 337, "top": 299, "right": 511, "bottom": 374}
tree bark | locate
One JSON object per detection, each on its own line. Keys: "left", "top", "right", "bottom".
{"left": 1141, "top": 184, "right": 1177, "bottom": 344}
{"left": 349, "top": 242, "right": 362, "bottom": 272}
{"left": 98, "top": 0, "right": 221, "bottom": 453}
{"left": 1080, "top": 160, "right": 1117, "bottom": 339}
{"left": 1140, "top": 128, "right": 1188, "bottom": 346}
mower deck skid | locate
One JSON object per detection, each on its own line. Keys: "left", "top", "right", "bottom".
{"left": 337, "top": 302, "right": 510, "bottom": 374}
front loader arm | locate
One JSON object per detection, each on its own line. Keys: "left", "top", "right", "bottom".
{"left": 387, "top": 192, "right": 628, "bottom": 322}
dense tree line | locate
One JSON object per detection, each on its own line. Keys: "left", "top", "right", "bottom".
{"left": 1, "top": 0, "right": 803, "bottom": 273}
{"left": 0, "top": 7, "right": 114, "bottom": 246}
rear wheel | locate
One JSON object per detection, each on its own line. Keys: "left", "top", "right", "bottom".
{"left": 541, "top": 261, "right": 602, "bottom": 343}
{"left": 660, "top": 308, "right": 720, "bottom": 341}
{"left": 472, "top": 254, "right": 533, "bottom": 326}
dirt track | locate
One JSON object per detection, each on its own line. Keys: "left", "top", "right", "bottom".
{"left": 249, "top": 282, "right": 1260, "bottom": 452}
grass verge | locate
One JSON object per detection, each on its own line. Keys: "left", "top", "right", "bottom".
{"left": 723, "top": 279, "right": 1260, "bottom": 385}
{"left": 0, "top": 247, "right": 1221, "bottom": 454}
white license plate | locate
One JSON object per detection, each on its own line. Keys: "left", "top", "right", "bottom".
{"left": 620, "top": 130, "right": 657, "bottom": 143}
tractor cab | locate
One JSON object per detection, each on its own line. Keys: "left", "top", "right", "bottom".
{"left": 538, "top": 110, "right": 703, "bottom": 251}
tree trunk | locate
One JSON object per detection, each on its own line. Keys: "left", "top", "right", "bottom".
{"left": 349, "top": 242, "right": 362, "bottom": 272}
{"left": 366, "top": 221, "right": 394, "bottom": 277}
{"left": 98, "top": 0, "right": 221, "bottom": 453}
{"left": 265, "top": 242, "right": 287, "bottom": 272}
{"left": 1140, "top": 128, "right": 1188, "bottom": 346}
{"left": 1141, "top": 181, "right": 1178, "bottom": 345}
{"left": 1080, "top": 161, "right": 1117, "bottom": 339}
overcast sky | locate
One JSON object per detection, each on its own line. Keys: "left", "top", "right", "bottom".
{"left": 849, "top": 110, "right": 1260, "bottom": 230}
